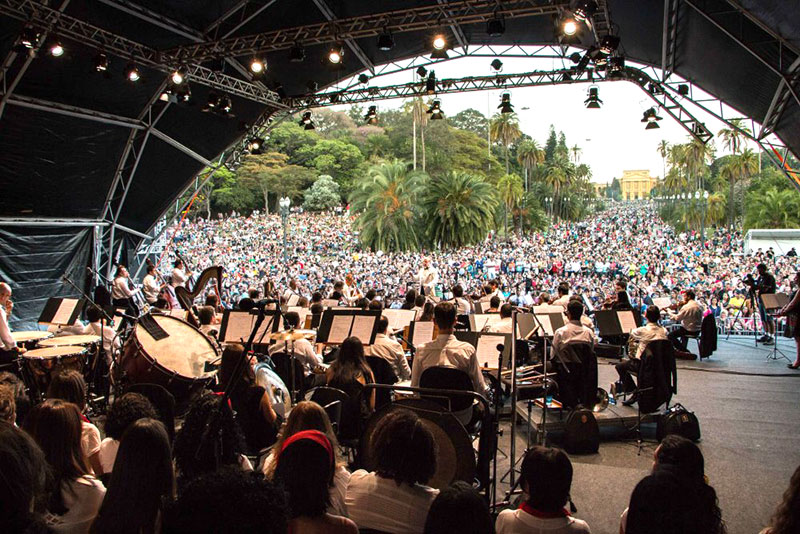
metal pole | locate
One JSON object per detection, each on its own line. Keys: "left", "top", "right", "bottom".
{"left": 281, "top": 209, "right": 288, "bottom": 266}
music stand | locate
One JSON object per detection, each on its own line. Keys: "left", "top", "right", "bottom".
{"left": 316, "top": 309, "right": 381, "bottom": 345}
{"left": 761, "top": 294, "right": 791, "bottom": 363}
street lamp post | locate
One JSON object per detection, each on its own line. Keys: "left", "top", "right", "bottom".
{"left": 700, "top": 190, "right": 709, "bottom": 244}
{"left": 279, "top": 196, "right": 291, "bottom": 267}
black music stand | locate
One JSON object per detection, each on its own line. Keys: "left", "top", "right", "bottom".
{"left": 761, "top": 293, "right": 791, "bottom": 363}
{"left": 316, "top": 309, "right": 381, "bottom": 345}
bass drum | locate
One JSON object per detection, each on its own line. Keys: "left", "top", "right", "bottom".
{"left": 120, "top": 314, "right": 217, "bottom": 406}
{"left": 254, "top": 361, "right": 290, "bottom": 419}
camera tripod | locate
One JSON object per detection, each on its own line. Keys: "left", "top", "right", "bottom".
{"left": 725, "top": 286, "right": 761, "bottom": 347}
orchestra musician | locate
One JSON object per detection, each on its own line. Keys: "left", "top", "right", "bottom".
{"left": 111, "top": 265, "right": 135, "bottom": 312}
{"left": 614, "top": 305, "right": 668, "bottom": 405}
{"left": 343, "top": 273, "right": 362, "bottom": 305}
{"left": 365, "top": 315, "right": 411, "bottom": 381}
{"left": 268, "top": 311, "right": 325, "bottom": 387}
{"left": 142, "top": 264, "right": 161, "bottom": 305}
{"left": 487, "top": 303, "right": 513, "bottom": 333}
{"left": 667, "top": 289, "right": 703, "bottom": 352}
{"left": 551, "top": 300, "right": 596, "bottom": 357}
{"left": 170, "top": 258, "right": 192, "bottom": 288}
{"left": 776, "top": 270, "right": 800, "bottom": 369}
{"left": 0, "top": 282, "right": 24, "bottom": 367}
{"left": 416, "top": 257, "right": 438, "bottom": 296}
{"left": 452, "top": 285, "right": 472, "bottom": 315}
{"left": 753, "top": 263, "right": 777, "bottom": 345}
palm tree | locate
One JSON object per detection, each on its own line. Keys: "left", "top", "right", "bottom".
{"left": 497, "top": 173, "right": 524, "bottom": 238}
{"left": 489, "top": 113, "right": 522, "bottom": 175}
{"left": 349, "top": 159, "right": 425, "bottom": 251}
{"left": 729, "top": 148, "right": 759, "bottom": 228}
{"left": 571, "top": 144, "right": 582, "bottom": 164}
{"left": 544, "top": 162, "right": 569, "bottom": 219}
{"left": 718, "top": 118, "right": 750, "bottom": 156}
{"left": 422, "top": 171, "right": 498, "bottom": 248}
{"left": 706, "top": 192, "right": 726, "bottom": 225}
{"left": 684, "top": 137, "right": 715, "bottom": 191}
{"left": 657, "top": 140, "right": 669, "bottom": 180}
{"left": 516, "top": 139, "right": 544, "bottom": 191}
{"left": 411, "top": 97, "right": 428, "bottom": 171}
{"left": 744, "top": 188, "right": 800, "bottom": 230}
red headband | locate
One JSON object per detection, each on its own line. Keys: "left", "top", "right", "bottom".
{"left": 279, "top": 430, "right": 334, "bottom": 468}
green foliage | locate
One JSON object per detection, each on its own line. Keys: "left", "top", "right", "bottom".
{"left": 422, "top": 171, "right": 498, "bottom": 248}
{"left": 350, "top": 160, "right": 425, "bottom": 251}
{"left": 264, "top": 121, "right": 318, "bottom": 162}
{"left": 450, "top": 108, "right": 488, "bottom": 138}
{"left": 303, "top": 175, "right": 341, "bottom": 212}
{"left": 743, "top": 166, "right": 800, "bottom": 230}
{"left": 544, "top": 125, "right": 558, "bottom": 162}
{"left": 238, "top": 152, "right": 314, "bottom": 212}
{"left": 295, "top": 139, "right": 365, "bottom": 194}
{"left": 489, "top": 112, "right": 522, "bottom": 174}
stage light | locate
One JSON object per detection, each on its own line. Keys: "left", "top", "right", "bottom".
{"left": 219, "top": 94, "right": 232, "bottom": 114}
{"left": 431, "top": 47, "right": 448, "bottom": 60}
{"left": 364, "top": 105, "right": 378, "bottom": 125}
{"left": 432, "top": 34, "right": 447, "bottom": 50}
{"left": 125, "top": 63, "right": 140, "bottom": 82}
{"left": 249, "top": 57, "right": 265, "bottom": 73}
{"left": 299, "top": 111, "right": 315, "bottom": 130}
{"left": 490, "top": 59, "right": 503, "bottom": 72}
{"left": 569, "top": 52, "right": 582, "bottom": 64}
{"left": 426, "top": 99, "right": 444, "bottom": 120}
{"left": 607, "top": 56, "right": 625, "bottom": 78}
{"left": 93, "top": 53, "right": 109, "bottom": 72}
{"left": 573, "top": 0, "right": 598, "bottom": 22}
{"left": 584, "top": 86, "right": 602, "bottom": 108}
{"left": 289, "top": 43, "right": 305, "bottom": 62}
{"left": 358, "top": 73, "right": 369, "bottom": 84}
{"left": 416, "top": 66, "right": 428, "bottom": 78}
{"left": 49, "top": 42, "right": 64, "bottom": 57}
{"left": 498, "top": 92, "right": 514, "bottom": 114}
{"left": 641, "top": 107, "right": 662, "bottom": 129}
{"left": 425, "top": 72, "right": 436, "bottom": 94}
{"left": 562, "top": 18, "right": 578, "bottom": 36}
{"left": 328, "top": 44, "right": 343, "bottom": 64}
{"left": 486, "top": 13, "right": 505, "bottom": 37}
{"left": 247, "top": 137, "right": 265, "bottom": 154}
{"left": 20, "top": 26, "right": 40, "bottom": 49}
{"left": 678, "top": 84, "right": 689, "bottom": 96}
{"left": 599, "top": 34, "right": 620, "bottom": 55}
{"left": 377, "top": 29, "right": 394, "bottom": 51}
{"left": 171, "top": 68, "right": 186, "bottom": 85}
{"left": 306, "top": 80, "right": 318, "bottom": 93}
{"left": 329, "top": 93, "right": 340, "bottom": 104}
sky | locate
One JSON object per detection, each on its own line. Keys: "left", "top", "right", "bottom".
{"left": 325, "top": 47, "right": 754, "bottom": 185}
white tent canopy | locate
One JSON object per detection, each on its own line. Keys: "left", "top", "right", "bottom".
{"left": 744, "top": 229, "right": 800, "bottom": 255}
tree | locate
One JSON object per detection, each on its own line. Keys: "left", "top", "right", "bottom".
{"left": 264, "top": 121, "right": 318, "bottom": 162}
{"left": 727, "top": 148, "right": 758, "bottom": 228}
{"left": 450, "top": 108, "right": 488, "bottom": 138}
{"left": 718, "top": 118, "right": 750, "bottom": 157}
{"left": 312, "top": 109, "right": 357, "bottom": 138}
{"left": 497, "top": 173, "right": 524, "bottom": 237}
{"left": 489, "top": 113, "right": 522, "bottom": 174}
{"left": 422, "top": 171, "right": 498, "bottom": 248}
{"left": 544, "top": 125, "right": 558, "bottom": 162}
{"left": 410, "top": 97, "right": 428, "bottom": 171}
{"left": 303, "top": 175, "right": 341, "bottom": 211}
{"left": 237, "top": 152, "right": 313, "bottom": 212}
{"left": 349, "top": 160, "right": 425, "bottom": 251}
{"left": 657, "top": 140, "right": 669, "bottom": 180}
{"left": 684, "top": 137, "right": 715, "bottom": 190}
{"left": 295, "top": 139, "right": 365, "bottom": 194}
{"left": 744, "top": 188, "right": 800, "bottom": 230}
{"left": 517, "top": 139, "right": 545, "bottom": 191}
{"left": 571, "top": 144, "right": 581, "bottom": 163}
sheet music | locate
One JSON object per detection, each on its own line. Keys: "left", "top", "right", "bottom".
{"left": 617, "top": 311, "right": 637, "bottom": 333}
{"left": 652, "top": 297, "right": 672, "bottom": 309}
{"left": 350, "top": 315, "right": 376, "bottom": 344}
{"left": 476, "top": 334, "right": 504, "bottom": 367}
{"left": 535, "top": 314, "right": 554, "bottom": 336}
{"left": 471, "top": 314, "right": 491, "bottom": 331}
{"left": 251, "top": 315, "right": 275, "bottom": 343}
{"left": 52, "top": 298, "right": 78, "bottom": 325}
{"left": 382, "top": 308, "right": 416, "bottom": 332}
{"left": 328, "top": 315, "right": 353, "bottom": 344}
{"left": 287, "top": 306, "right": 310, "bottom": 329}
{"left": 533, "top": 304, "right": 565, "bottom": 314}
{"left": 412, "top": 321, "right": 435, "bottom": 346}
{"left": 223, "top": 311, "right": 253, "bottom": 343}
{"left": 287, "top": 294, "right": 300, "bottom": 307}
{"left": 322, "top": 299, "right": 340, "bottom": 308}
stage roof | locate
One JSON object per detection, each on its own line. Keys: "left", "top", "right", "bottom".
{"left": 0, "top": 0, "right": 798, "bottom": 237}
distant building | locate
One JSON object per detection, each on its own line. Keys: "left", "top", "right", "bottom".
{"left": 619, "top": 170, "right": 659, "bottom": 200}
{"left": 592, "top": 182, "right": 608, "bottom": 196}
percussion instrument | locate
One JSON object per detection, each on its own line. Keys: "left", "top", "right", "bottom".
{"left": 11, "top": 330, "right": 53, "bottom": 345}
{"left": 119, "top": 314, "right": 217, "bottom": 405}
{"left": 254, "top": 361, "right": 290, "bottom": 418}
{"left": 38, "top": 334, "right": 101, "bottom": 348}
{"left": 23, "top": 346, "right": 87, "bottom": 398}
{"left": 627, "top": 336, "right": 640, "bottom": 358}
{"left": 268, "top": 329, "right": 315, "bottom": 341}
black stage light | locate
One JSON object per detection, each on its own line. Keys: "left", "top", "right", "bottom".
{"left": 416, "top": 66, "right": 428, "bottom": 78}
{"left": 289, "top": 43, "right": 305, "bottom": 62}
{"left": 562, "top": 17, "right": 578, "bottom": 36}
{"left": 377, "top": 29, "right": 394, "bottom": 51}
{"left": 425, "top": 72, "right": 436, "bottom": 94}
{"left": 125, "top": 63, "right": 140, "bottom": 82}
{"left": 171, "top": 67, "right": 186, "bottom": 85}
{"left": 641, "top": 107, "right": 662, "bottom": 129}
{"left": 49, "top": 41, "right": 64, "bottom": 57}
{"left": 487, "top": 13, "right": 505, "bottom": 37}
{"left": 574, "top": 0, "right": 598, "bottom": 22}
{"left": 432, "top": 34, "right": 447, "bottom": 50}
{"left": 94, "top": 53, "right": 109, "bottom": 72}
{"left": 584, "top": 86, "right": 602, "bottom": 108}
{"left": 490, "top": 58, "right": 503, "bottom": 71}
{"left": 431, "top": 47, "right": 448, "bottom": 60}
{"left": 498, "top": 92, "right": 514, "bottom": 114}
{"left": 248, "top": 137, "right": 265, "bottom": 154}
{"left": 250, "top": 57, "right": 265, "bottom": 74}
{"left": 599, "top": 34, "right": 620, "bottom": 55}
{"left": 307, "top": 80, "right": 319, "bottom": 93}
{"left": 678, "top": 84, "right": 689, "bottom": 96}
{"left": 20, "top": 26, "right": 40, "bottom": 49}
{"left": 607, "top": 56, "right": 625, "bottom": 78}
{"left": 219, "top": 94, "right": 233, "bottom": 114}
{"left": 426, "top": 99, "right": 444, "bottom": 120}
{"left": 364, "top": 105, "right": 378, "bottom": 125}
{"left": 569, "top": 52, "right": 582, "bottom": 64}
{"left": 358, "top": 73, "right": 370, "bottom": 84}
{"left": 328, "top": 44, "right": 343, "bottom": 64}
{"left": 299, "top": 111, "right": 315, "bottom": 130}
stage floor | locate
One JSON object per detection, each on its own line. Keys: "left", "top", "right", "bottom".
{"left": 494, "top": 335, "right": 800, "bottom": 534}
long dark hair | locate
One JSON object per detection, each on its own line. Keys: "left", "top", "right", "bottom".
{"left": 91, "top": 418, "right": 175, "bottom": 534}
{"left": 22, "top": 399, "right": 89, "bottom": 514}
{"left": 219, "top": 343, "right": 254, "bottom": 400}
{"left": 0, "top": 421, "right": 51, "bottom": 532}
{"left": 765, "top": 464, "right": 800, "bottom": 534}
{"left": 328, "top": 336, "right": 372, "bottom": 385}
{"left": 274, "top": 435, "right": 333, "bottom": 518}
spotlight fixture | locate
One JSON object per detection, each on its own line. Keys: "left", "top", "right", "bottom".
{"left": 490, "top": 58, "right": 503, "bottom": 72}
{"left": 306, "top": 80, "right": 318, "bottom": 93}
{"left": 569, "top": 52, "right": 582, "bottom": 64}
{"left": 426, "top": 99, "right": 444, "bottom": 120}
{"left": 641, "top": 107, "right": 662, "bottom": 129}
{"left": 431, "top": 46, "right": 448, "bottom": 60}
{"left": 327, "top": 44, "right": 343, "bottom": 64}
{"left": 171, "top": 68, "right": 186, "bottom": 85}
{"left": 247, "top": 137, "right": 265, "bottom": 154}
{"left": 498, "top": 92, "right": 514, "bottom": 114}
{"left": 249, "top": 57, "right": 265, "bottom": 73}
{"left": 573, "top": 0, "right": 598, "bottom": 22}
{"left": 416, "top": 66, "right": 428, "bottom": 78}
{"left": 432, "top": 34, "right": 447, "bottom": 50}
{"left": 425, "top": 72, "right": 436, "bottom": 94}
{"left": 562, "top": 18, "right": 578, "bottom": 36}
{"left": 377, "top": 29, "right": 394, "bottom": 51}
{"left": 329, "top": 93, "right": 340, "bottom": 104}
{"left": 364, "top": 105, "right": 378, "bottom": 125}
{"left": 584, "top": 86, "right": 602, "bottom": 108}
{"left": 203, "top": 92, "right": 232, "bottom": 115}
{"left": 299, "top": 111, "right": 315, "bottom": 130}
{"left": 93, "top": 53, "right": 109, "bottom": 72}
{"left": 358, "top": 73, "right": 370, "bottom": 84}
{"left": 20, "top": 26, "right": 40, "bottom": 49}
{"left": 125, "top": 63, "right": 140, "bottom": 82}
{"left": 289, "top": 43, "right": 305, "bottom": 62}
{"left": 486, "top": 13, "right": 505, "bottom": 37}
{"left": 49, "top": 41, "right": 64, "bottom": 57}
{"left": 677, "top": 84, "right": 689, "bottom": 96}
{"left": 599, "top": 34, "right": 621, "bottom": 55}
{"left": 607, "top": 56, "right": 625, "bottom": 78}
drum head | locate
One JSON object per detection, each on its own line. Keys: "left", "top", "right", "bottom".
{"left": 39, "top": 335, "right": 101, "bottom": 347}
{"left": 135, "top": 314, "right": 217, "bottom": 379}
{"left": 24, "top": 346, "right": 87, "bottom": 359}
{"left": 11, "top": 331, "right": 53, "bottom": 343}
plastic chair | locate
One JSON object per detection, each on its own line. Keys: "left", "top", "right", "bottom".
{"left": 269, "top": 352, "right": 307, "bottom": 401}
{"left": 419, "top": 366, "right": 475, "bottom": 428}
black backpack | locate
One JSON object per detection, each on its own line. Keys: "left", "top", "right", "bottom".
{"left": 657, "top": 404, "right": 701, "bottom": 442}
{"left": 563, "top": 408, "right": 599, "bottom": 454}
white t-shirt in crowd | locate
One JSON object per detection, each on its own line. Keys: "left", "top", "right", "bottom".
{"left": 97, "top": 437, "right": 119, "bottom": 474}
{"left": 80, "top": 421, "right": 101, "bottom": 465}
{"left": 496, "top": 508, "right": 591, "bottom": 534}
{"left": 45, "top": 475, "right": 106, "bottom": 534}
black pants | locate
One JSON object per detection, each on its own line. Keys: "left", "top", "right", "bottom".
{"left": 669, "top": 326, "right": 699, "bottom": 351}
{"left": 0, "top": 348, "right": 20, "bottom": 375}
{"left": 615, "top": 357, "right": 640, "bottom": 393}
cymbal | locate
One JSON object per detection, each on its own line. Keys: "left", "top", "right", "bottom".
{"left": 269, "top": 330, "right": 314, "bottom": 341}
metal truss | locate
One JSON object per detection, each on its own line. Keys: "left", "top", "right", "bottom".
{"left": 435, "top": 0, "right": 469, "bottom": 51}
{"left": 0, "top": 0, "right": 284, "bottom": 106}
{"left": 660, "top": 0, "right": 680, "bottom": 81}
{"left": 0, "top": 93, "right": 146, "bottom": 129}
{"left": 165, "top": 0, "right": 569, "bottom": 62}
{"left": 312, "top": 0, "right": 375, "bottom": 74}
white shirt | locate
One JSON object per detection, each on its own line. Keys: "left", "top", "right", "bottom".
{"left": 171, "top": 267, "right": 189, "bottom": 288}
{"left": 551, "top": 320, "right": 597, "bottom": 355}
{"left": 496, "top": 508, "right": 591, "bottom": 534}
{"left": 629, "top": 322, "right": 668, "bottom": 359}
{"left": 45, "top": 475, "right": 106, "bottom": 534}
{"left": 268, "top": 337, "right": 322, "bottom": 372}
{"left": 142, "top": 274, "right": 160, "bottom": 303}
{"left": 411, "top": 333, "right": 487, "bottom": 393}
{"left": 366, "top": 333, "right": 411, "bottom": 381}
{"left": 111, "top": 276, "right": 133, "bottom": 300}
{"left": 81, "top": 421, "right": 101, "bottom": 463}
{"left": 488, "top": 316, "right": 513, "bottom": 334}
{"left": 417, "top": 267, "right": 438, "bottom": 290}
{"left": 345, "top": 470, "right": 439, "bottom": 534}
{"left": 454, "top": 297, "right": 472, "bottom": 314}
{"left": 0, "top": 307, "right": 15, "bottom": 350}
{"left": 97, "top": 437, "right": 119, "bottom": 474}
{"left": 82, "top": 322, "right": 120, "bottom": 356}
{"left": 671, "top": 299, "right": 703, "bottom": 332}
{"left": 553, "top": 294, "right": 571, "bottom": 310}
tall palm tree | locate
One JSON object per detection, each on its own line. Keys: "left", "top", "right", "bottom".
{"left": 657, "top": 140, "right": 669, "bottom": 180}
{"left": 497, "top": 173, "right": 524, "bottom": 238}
{"left": 744, "top": 188, "right": 800, "bottom": 230}
{"left": 718, "top": 118, "right": 750, "bottom": 156}
{"left": 516, "top": 139, "right": 545, "bottom": 191}
{"left": 544, "top": 162, "right": 569, "bottom": 219}
{"left": 411, "top": 97, "right": 428, "bottom": 171}
{"left": 684, "top": 137, "right": 715, "bottom": 191}
{"left": 422, "top": 171, "right": 498, "bottom": 248}
{"left": 349, "top": 159, "right": 425, "bottom": 251}
{"left": 571, "top": 144, "right": 582, "bottom": 164}
{"left": 729, "top": 148, "right": 759, "bottom": 228}
{"left": 489, "top": 113, "right": 522, "bottom": 175}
